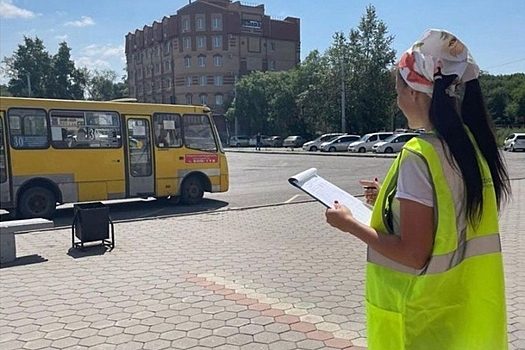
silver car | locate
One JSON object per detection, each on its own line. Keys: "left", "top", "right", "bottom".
{"left": 302, "top": 133, "right": 344, "bottom": 151}
{"left": 348, "top": 132, "right": 393, "bottom": 153}
{"left": 503, "top": 133, "right": 525, "bottom": 152}
{"left": 373, "top": 133, "right": 418, "bottom": 153}
{"left": 319, "top": 134, "right": 361, "bottom": 152}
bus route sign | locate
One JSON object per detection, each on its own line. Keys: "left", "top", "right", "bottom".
{"left": 184, "top": 154, "right": 218, "bottom": 163}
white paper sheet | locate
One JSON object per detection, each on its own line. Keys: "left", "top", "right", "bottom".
{"left": 289, "top": 167, "right": 372, "bottom": 225}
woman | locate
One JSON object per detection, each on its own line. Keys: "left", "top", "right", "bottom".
{"left": 326, "top": 29, "right": 511, "bottom": 350}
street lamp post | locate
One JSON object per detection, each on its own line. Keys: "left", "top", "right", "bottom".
{"left": 341, "top": 57, "right": 346, "bottom": 133}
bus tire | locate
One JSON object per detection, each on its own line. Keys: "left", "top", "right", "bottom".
{"left": 19, "top": 186, "right": 56, "bottom": 219}
{"left": 180, "top": 176, "right": 204, "bottom": 205}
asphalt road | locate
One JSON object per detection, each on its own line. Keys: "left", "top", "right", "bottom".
{"left": 1, "top": 150, "right": 523, "bottom": 228}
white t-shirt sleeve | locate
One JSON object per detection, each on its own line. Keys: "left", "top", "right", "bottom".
{"left": 396, "top": 151, "right": 434, "bottom": 207}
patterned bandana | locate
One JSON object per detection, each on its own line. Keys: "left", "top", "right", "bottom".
{"left": 398, "top": 29, "right": 480, "bottom": 97}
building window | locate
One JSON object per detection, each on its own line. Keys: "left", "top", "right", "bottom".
{"left": 215, "top": 94, "right": 223, "bottom": 105}
{"left": 196, "top": 17, "right": 205, "bottom": 30}
{"left": 183, "top": 37, "right": 191, "bottom": 49}
{"left": 182, "top": 18, "right": 190, "bottom": 32}
{"left": 197, "top": 36, "right": 206, "bottom": 48}
{"left": 166, "top": 78, "right": 172, "bottom": 89}
{"left": 213, "top": 55, "right": 222, "bottom": 67}
{"left": 187, "top": 77, "right": 192, "bottom": 86}
{"left": 156, "top": 81, "right": 161, "bottom": 91}
{"left": 212, "top": 16, "right": 222, "bottom": 29}
{"left": 164, "top": 60, "right": 171, "bottom": 72}
{"left": 155, "top": 63, "right": 160, "bottom": 75}
{"left": 163, "top": 41, "right": 171, "bottom": 55}
{"left": 214, "top": 75, "right": 223, "bottom": 86}
{"left": 198, "top": 55, "right": 206, "bottom": 67}
{"left": 270, "top": 42, "right": 276, "bottom": 52}
{"left": 213, "top": 35, "right": 222, "bottom": 48}
{"left": 199, "top": 75, "right": 206, "bottom": 86}
{"left": 186, "top": 94, "right": 192, "bottom": 104}
{"left": 199, "top": 94, "right": 208, "bottom": 105}
{"left": 269, "top": 60, "right": 276, "bottom": 70}
{"left": 184, "top": 56, "right": 191, "bottom": 68}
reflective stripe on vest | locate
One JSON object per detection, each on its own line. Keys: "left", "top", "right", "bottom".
{"left": 368, "top": 233, "right": 501, "bottom": 275}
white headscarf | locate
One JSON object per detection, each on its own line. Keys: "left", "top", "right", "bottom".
{"left": 398, "top": 29, "right": 480, "bottom": 96}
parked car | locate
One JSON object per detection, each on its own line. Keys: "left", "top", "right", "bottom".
{"left": 266, "top": 135, "right": 283, "bottom": 147}
{"left": 372, "top": 133, "right": 419, "bottom": 153}
{"left": 283, "top": 135, "right": 306, "bottom": 148}
{"left": 348, "top": 132, "right": 394, "bottom": 153}
{"left": 249, "top": 135, "right": 271, "bottom": 147}
{"left": 302, "top": 133, "right": 345, "bottom": 151}
{"left": 229, "top": 135, "right": 250, "bottom": 147}
{"left": 319, "top": 134, "right": 361, "bottom": 152}
{"left": 503, "top": 133, "right": 525, "bottom": 152}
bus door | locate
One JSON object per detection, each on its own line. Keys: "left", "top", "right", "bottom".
{"left": 0, "top": 112, "right": 11, "bottom": 207}
{"left": 124, "top": 116, "right": 155, "bottom": 197}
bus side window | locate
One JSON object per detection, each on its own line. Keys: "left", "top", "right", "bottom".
{"left": 8, "top": 109, "right": 49, "bottom": 149}
{"left": 154, "top": 113, "right": 182, "bottom": 148}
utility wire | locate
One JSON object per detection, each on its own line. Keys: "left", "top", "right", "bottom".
{"left": 485, "top": 57, "right": 525, "bottom": 70}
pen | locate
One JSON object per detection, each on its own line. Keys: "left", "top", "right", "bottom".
{"left": 363, "top": 177, "right": 378, "bottom": 190}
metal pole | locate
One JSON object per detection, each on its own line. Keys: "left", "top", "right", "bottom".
{"left": 27, "top": 74, "right": 32, "bottom": 97}
{"left": 234, "top": 74, "right": 238, "bottom": 136}
{"left": 341, "top": 58, "right": 346, "bottom": 133}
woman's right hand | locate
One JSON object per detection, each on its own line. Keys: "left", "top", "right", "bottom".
{"left": 359, "top": 178, "right": 380, "bottom": 206}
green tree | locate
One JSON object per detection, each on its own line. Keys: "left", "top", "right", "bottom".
{"left": 0, "top": 84, "right": 12, "bottom": 96}
{"left": 85, "top": 69, "right": 127, "bottom": 101}
{"left": 342, "top": 5, "right": 396, "bottom": 133}
{"left": 48, "top": 42, "right": 86, "bottom": 99}
{"left": 295, "top": 50, "right": 338, "bottom": 134}
{"left": 2, "top": 36, "right": 52, "bottom": 97}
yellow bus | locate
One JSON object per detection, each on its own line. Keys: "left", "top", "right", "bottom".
{"left": 0, "top": 96, "right": 229, "bottom": 218}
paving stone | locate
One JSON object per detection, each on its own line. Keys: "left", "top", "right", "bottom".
{"left": 0, "top": 179, "right": 523, "bottom": 350}
{"left": 227, "top": 333, "right": 254, "bottom": 346}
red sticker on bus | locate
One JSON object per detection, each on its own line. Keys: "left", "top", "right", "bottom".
{"left": 184, "top": 154, "right": 219, "bottom": 163}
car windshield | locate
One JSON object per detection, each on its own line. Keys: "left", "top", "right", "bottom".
{"left": 358, "top": 134, "right": 370, "bottom": 142}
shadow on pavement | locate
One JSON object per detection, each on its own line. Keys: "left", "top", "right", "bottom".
{"left": 67, "top": 245, "right": 111, "bottom": 259}
{"left": 0, "top": 198, "right": 230, "bottom": 229}
{"left": 0, "top": 254, "right": 48, "bottom": 269}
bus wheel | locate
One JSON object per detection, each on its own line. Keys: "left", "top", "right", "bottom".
{"left": 19, "top": 187, "right": 56, "bottom": 219}
{"left": 180, "top": 176, "right": 204, "bottom": 205}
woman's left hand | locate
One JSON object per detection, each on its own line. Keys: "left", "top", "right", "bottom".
{"left": 325, "top": 201, "right": 355, "bottom": 233}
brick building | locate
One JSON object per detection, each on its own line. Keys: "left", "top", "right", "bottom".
{"left": 125, "top": 0, "right": 300, "bottom": 114}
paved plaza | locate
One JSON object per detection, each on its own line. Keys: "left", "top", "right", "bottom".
{"left": 0, "top": 179, "right": 523, "bottom": 350}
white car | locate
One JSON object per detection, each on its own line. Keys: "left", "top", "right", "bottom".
{"left": 372, "top": 133, "right": 419, "bottom": 153}
{"left": 319, "top": 134, "right": 361, "bottom": 152}
{"left": 302, "top": 133, "right": 344, "bottom": 152}
{"left": 503, "top": 133, "right": 525, "bottom": 152}
{"left": 348, "top": 132, "right": 393, "bottom": 153}
{"left": 229, "top": 135, "right": 250, "bottom": 147}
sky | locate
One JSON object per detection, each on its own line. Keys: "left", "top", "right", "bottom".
{"left": 1, "top": 0, "right": 524, "bottom": 85}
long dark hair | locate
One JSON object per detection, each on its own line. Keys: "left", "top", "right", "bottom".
{"left": 428, "top": 73, "right": 511, "bottom": 224}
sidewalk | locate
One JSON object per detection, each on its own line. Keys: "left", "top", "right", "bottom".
{"left": 0, "top": 179, "right": 523, "bottom": 350}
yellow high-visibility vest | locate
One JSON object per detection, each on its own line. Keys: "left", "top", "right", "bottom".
{"left": 366, "top": 133, "right": 507, "bottom": 350}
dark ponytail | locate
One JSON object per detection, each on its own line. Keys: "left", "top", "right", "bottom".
{"left": 461, "top": 79, "right": 511, "bottom": 210}
{"left": 429, "top": 73, "right": 485, "bottom": 224}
